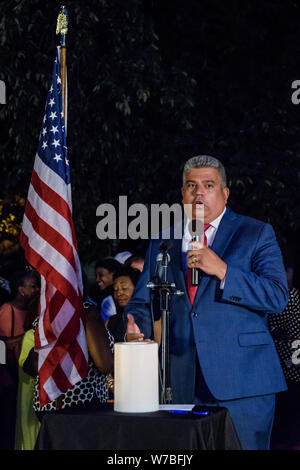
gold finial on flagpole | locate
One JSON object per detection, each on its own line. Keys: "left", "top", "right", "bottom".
{"left": 56, "top": 5, "right": 68, "bottom": 40}
{"left": 56, "top": 6, "right": 68, "bottom": 120}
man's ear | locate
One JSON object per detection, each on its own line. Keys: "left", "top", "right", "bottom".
{"left": 223, "top": 187, "right": 230, "bottom": 203}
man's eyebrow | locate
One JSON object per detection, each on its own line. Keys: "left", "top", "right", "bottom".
{"left": 184, "top": 179, "right": 216, "bottom": 184}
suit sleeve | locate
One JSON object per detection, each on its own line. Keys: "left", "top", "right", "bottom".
{"left": 220, "top": 223, "right": 289, "bottom": 313}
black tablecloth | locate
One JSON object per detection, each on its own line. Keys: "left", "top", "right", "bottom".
{"left": 35, "top": 404, "right": 241, "bottom": 450}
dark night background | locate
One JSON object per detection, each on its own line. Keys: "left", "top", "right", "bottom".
{"left": 1, "top": 0, "right": 300, "bottom": 282}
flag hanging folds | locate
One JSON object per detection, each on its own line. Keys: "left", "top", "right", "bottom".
{"left": 20, "top": 47, "right": 89, "bottom": 406}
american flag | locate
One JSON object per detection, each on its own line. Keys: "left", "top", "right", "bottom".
{"left": 20, "top": 47, "right": 89, "bottom": 406}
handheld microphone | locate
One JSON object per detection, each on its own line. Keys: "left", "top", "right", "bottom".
{"left": 191, "top": 235, "right": 201, "bottom": 286}
{"left": 188, "top": 219, "right": 203, "bottom": 286}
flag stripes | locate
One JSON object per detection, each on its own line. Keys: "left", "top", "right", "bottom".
{"left": 20, "top": 47, "right": 88, "bottom": 406}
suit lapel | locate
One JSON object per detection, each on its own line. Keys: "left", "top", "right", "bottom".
{"left": 210, "top": 206, "right": 239, "bottom": 258}
{"left": 193, "top": 206, "right": 240, "bottom": 305}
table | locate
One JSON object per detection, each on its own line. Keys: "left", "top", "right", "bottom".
{"left": 35, "top": 404, "right": 241, "bottom": 450}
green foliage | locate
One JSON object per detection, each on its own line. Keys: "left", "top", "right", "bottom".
{"left": 0, "top": 0, "right": 197, "bottom": 262}
{"left": 1, "top": 0, "right": 300, "bottom": 265}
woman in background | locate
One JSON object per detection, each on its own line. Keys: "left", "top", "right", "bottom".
{"left": 15, "top": 304, "right": 40, "bottom": 450}
{"left": 106, "top": 266, "right": 141, "bottom": 343}
{"left": 0, "top": 270, "right": 40, "bottom": 450}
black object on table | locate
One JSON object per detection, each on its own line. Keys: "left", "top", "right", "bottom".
{"left": 35, "top": 404, "right": 241, "bottom": 450}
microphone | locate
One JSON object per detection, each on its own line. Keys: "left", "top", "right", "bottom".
{"left": 155, "top": 241, "right": 172, "bottom": 281}
{"left": 191, "top": 235, "right": 200, "bottom": 286}
{"left": 159, "top": 241, "right": 172, "bottom": 282}
{"left": 159, "top": 241, "right": 173, "bottom": 254}
{"left": 188, "top": 219, "right": 203, "bottom": 286}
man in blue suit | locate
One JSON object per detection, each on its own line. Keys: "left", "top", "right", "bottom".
{"left": 125, "top": 155, "right": 288, "bottom": 450}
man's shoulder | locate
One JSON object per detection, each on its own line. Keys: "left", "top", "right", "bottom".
{"left": 226, "top": 207, "right": 273, "bottom": 231}
{"left": 149, "top": 207, "right": 274, "bottom": 243}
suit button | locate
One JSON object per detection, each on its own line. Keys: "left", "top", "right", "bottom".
{"left": 192, "top": 312, "right": 198, "bottom": 318}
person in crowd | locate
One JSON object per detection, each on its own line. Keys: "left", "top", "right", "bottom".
{"left": 125, "top": 154, "right": 288, "bottom": 450}
{"left": 105, "top": 266, "right": 141, "bottom": 343}
{"left": 25, "top": 295, "right": 114, "bottom": 420}
{"left": 0, "top": 275, "right": 11, "bottom": 306}
{"left": 269, "top": 257, "right": 300, "bottom": 449}
{"left": 15, "top": 302, "right": 40, "bottom": 450}
{"left": 125, "top": 255, "right": 145, "bottom": 272}
{"left": 89, "top": 258, "right": 122, "bottom": 322}
{"left": 114, "top": 251, "right": 132, "bottom": 264}
{"left": 101, "top": 252, "right": 133, "bottom": 323}
{"left": 0, "top": 269, "right": 40, "bottom": 450}
{"left": 0, "top": 270, "right": 40, "bottom": 350}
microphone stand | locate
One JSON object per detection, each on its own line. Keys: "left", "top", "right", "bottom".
{"left": 147, "top": 246, "right": 183, "bottom": 404}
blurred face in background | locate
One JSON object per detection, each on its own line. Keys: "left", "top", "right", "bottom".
{"left": 113, "top": 275, "right": 135, "bottom": 308}
{"left": 130, "top": 260, "right": 144, "bottom": 272}
{"left": 95, "top": 267, "right": 114, "bottom": 290}
{"left": 19, "top": 273, "right": 40, "bottom": 304}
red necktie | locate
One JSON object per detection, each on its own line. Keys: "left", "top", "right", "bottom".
{"left": 186, "top": 224, "right": 210, "bottom": 306}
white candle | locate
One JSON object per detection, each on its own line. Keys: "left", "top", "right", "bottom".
{"left": 114, "top": 342, "right": 159, "bottom": 413}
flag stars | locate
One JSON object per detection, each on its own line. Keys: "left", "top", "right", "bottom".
{"left": 53, "top": 153, "right": 62, "bottom": 162}
{"left": 36, "top": 52, "right": 71, "bottom": 184}
{"left": 51, "top": 139, "right": 61, "bottom": 148}
{"left": 50, "top": 125, "right": 59, "bottom": 135}
{"left": 50, "top": 111, "right": 57, "bottom": 120}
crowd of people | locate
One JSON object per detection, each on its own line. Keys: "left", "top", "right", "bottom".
{"left": 0, "top": 250, "right": 145, "bottom": 450}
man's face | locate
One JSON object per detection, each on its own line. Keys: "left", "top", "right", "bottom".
{"left": 181, "top": 167, "right": 229, "bottom": 224}
{"left": 95, "top": 267, "right": 114, "bottom": 290}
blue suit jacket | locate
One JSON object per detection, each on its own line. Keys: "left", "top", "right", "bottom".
{"left": 125, "top": 207, "right": 289, "bottom": 403}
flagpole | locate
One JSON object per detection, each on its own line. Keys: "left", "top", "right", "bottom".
{"left": 56, "top": 5, "right": 68, "bottom": 120}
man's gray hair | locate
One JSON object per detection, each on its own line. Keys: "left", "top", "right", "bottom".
{"left": 183, "top": 155, "right": 227, "bottom": 188}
